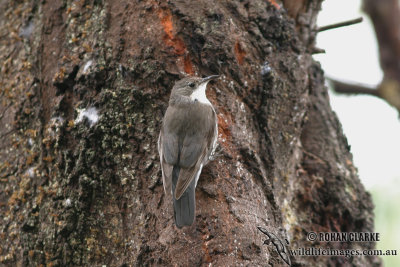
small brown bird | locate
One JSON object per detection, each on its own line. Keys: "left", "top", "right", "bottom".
{"left": 158, "top": 75, "right": 219, "bottom": 227}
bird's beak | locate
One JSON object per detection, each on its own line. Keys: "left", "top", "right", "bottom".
{"left": 201, "top": 75, "right": 219, "bottom": 83}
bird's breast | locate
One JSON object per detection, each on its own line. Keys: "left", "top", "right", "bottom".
{"left": 165, "top": 102, "right": 215, "bottom": 135}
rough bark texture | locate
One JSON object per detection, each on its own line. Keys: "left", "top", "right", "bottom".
{"left": 0, "top": 0, "right": 381, "bottom": 266}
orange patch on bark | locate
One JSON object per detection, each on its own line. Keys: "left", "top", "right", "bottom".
{"left": 217, "top": 114, "right": 231, "bottom": 141}
{"left": 160, "top": 10, "right": 173, "bottom": 39}
{"left": 159, "top": 9, "right": 194, "bottom": 74}
{"left": 267, "top": 0, "right": 281, "bottom": 9}
{"left": 234, "top": 42, "right": 246, "bottom": 65}
{"left": 206, "top": 91, "right": 233, "bottom": 150}
{"left": 183, "top": 54, "right": 194, "bottom": 75}
{"left": 217, "top": 111, "right": 236, "bottom": 157}
{"left": 201, "top": 234, "right": 212, "bottom": 263}
{"left": 159, "top": 10, "right": 186, "bottom": 55}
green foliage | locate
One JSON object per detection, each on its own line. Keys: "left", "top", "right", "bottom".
{"left": 371, "top": 178, "right": 400, "bottom": 267}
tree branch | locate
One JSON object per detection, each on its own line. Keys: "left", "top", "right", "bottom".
{"left": 317, "top": 17, "right": 363, "bottom": 32}
{"left": 328, "top": 79, "right": 380, "bottom": 97}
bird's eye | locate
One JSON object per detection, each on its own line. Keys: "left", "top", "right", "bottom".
{"left": 188, "top": 82, "right": 195, "bottom": 88}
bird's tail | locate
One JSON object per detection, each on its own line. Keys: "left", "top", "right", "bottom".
{"left": 172, "top": 166, "right": 196, "bottom": 228}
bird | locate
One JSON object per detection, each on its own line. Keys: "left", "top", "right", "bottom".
{"left": 158, "top": 75, "right": 219, "bottom": 228}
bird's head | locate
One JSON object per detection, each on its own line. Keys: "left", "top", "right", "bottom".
{"left": 171, "top": 75, "right": 219, "bottom": 99}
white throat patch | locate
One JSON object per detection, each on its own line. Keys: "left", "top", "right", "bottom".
{"left": 190, "top": 82, "right": 211, "bottom": 105}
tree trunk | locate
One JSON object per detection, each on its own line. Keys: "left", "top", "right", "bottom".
{"left": 0, "top": 0, "right": 381, "bottom": 266}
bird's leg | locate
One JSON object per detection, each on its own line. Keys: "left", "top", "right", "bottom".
{"left": 209, "top": 143, "right": 224, "bottom": 160}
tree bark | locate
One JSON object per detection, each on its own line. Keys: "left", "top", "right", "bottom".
{"left": 0, "top": 0, "right": 381, "bottom": 266}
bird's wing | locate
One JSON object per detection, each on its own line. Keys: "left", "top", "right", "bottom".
{"left": 161, "top": 126, "right": 179, "bottom": 165}
{"left": 174, "top": 108, "right": 217, "bottom": 199}
{"left": 158, "top": 131, "right": 173, "bottom": 194}
{"left": 174, "top": 148, "right": 206, "bottom": 199}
